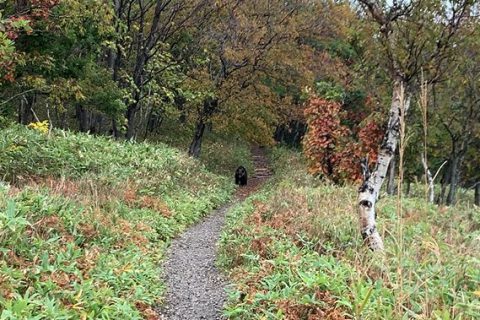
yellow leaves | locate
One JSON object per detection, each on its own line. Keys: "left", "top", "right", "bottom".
{"left": 6, "top": 144, "right": 24, "bottom": 153}
{"left": 46, "top": 79, "right": 86, "bottom": 111}
{"left": 75, "top": 288, "right": 83, "bottom": 302}
{"left": 22, "top": 75, "right": 48, "bottom": 89}
{"left": 74, "top": 89, "right": 86, "bottom": 101}
{"left": 114, "top": 263, "right": 133, "bottom": 275}
{"left": 101, "top": 40, "right": 116, "bottom": 50}
{"left": 474, "top": 290, "right": 480, "bottom": 298}
{"left": 27, "top": 120, "right": 49, "bottom": 135}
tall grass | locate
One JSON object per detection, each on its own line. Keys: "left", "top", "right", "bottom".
{"left": 219, "top": 148, "right": 480, "bottom": 319}
{"left": 395, "top": 82, "right": 407, "bottom": 316}
{"left": 0, "top": 125, "right": 236, "bottom": 318}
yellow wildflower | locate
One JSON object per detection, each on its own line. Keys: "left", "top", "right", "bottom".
{"left": 27, "top": 120, "right": 49, "bottom": 134}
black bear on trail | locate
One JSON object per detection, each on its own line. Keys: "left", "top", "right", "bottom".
{"left": 235, "top": 166, "right": 248, "bottom": 186}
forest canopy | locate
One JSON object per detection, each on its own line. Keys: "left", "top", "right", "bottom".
{"left": 1, "top": 0, "right": 479, "bottom": 206}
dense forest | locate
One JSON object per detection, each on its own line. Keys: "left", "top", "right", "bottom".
{"left": 1, "top": 0, "right": 479, "bottom": 319}
{"left": 2, "top": 0, "right": 479, "bottom": 202}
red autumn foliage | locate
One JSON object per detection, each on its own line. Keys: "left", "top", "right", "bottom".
{"left": 1, "top": 0, "right": 59, "bottom": 82}
{"left": 30, "top": 0, "right": 60, "bottom": 19}
{"left": 303, "top": 97, "right": 383, "bottom": 183}
{"left": 303, "top": 98, "right": 349, "bottom": 181}
{"left": 358, "top": 120, "right": 383, "bottom": 163}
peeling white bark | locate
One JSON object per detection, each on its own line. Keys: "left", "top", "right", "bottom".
{"left": 358, "top": 79, "right": 410, "bottom": 251}
{"left": 421, "top": 154, "right": 435, "bottom": 203}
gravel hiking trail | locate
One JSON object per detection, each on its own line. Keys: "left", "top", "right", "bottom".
{"left": 158, "top": 146, "right": 271, "bottom": 320}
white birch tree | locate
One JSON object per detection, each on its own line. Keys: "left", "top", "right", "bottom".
{"left": 356, "top": 0, "right": 474, "bottom": 250}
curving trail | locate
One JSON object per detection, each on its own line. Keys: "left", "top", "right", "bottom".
{"left": 157, "top": 146, "right": 271, "bottom": 320}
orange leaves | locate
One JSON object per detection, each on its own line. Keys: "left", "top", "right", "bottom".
{"left": 303, "top": 98, "right": 350, "bottom": 181}
{"left": 135, "top": 301, "right": 159, "bottom": 320}
{"left": 123, "top": 186, "right": 172, "bottom": 217}
{"left": 303, "top": 97, "right": 383, "bottom": 183}
{"left": 277, "top": 291, "right": 347, "bottom": 320}
{"left": 358, "top": 120, "right": 383, "bottom": 164}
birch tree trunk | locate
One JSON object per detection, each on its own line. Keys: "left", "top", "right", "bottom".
{"left": 421, "top": 154, "right": 435, "bottom": 203}
{"left": 386, "top": 154, "right": 396, "bottom": 195}
{"left": 358, "top": 79, "right": 410, "bottom": 251}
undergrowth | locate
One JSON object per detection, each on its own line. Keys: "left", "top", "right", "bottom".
{"left": 152, "top": 120, "right": 254, "bottom": 177}
{"left": 0, "top": 125, "right": 236, "bottom": 319}
{"left": 219, "top": 148, "right": 480, "bottom": 319}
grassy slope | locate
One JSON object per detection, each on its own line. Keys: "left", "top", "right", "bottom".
{"left": 0, "top": 125, "right": 242, "bottom": 319}
{"left": 151, "top": 120, "right": 254, "bottom": 177}
{"left": 219, "top": 148, "right": 480, "bottom": 320}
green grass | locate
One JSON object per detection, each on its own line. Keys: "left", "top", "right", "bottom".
{"left": 0, "top": 124, "right": 237, "bottom": 318}
{"left": 219, "top": 148, "right": 480, "bottom": 319}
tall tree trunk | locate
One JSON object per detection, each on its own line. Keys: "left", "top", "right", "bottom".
{"left": 386, "top": 153, "right": 396, "bottom": 195}
{"left": 274, "top": 126, "right": 285, "bottom": 143}
{"left": 175, "top": 95, "right": 187, "bottom": 124}
{"left": 446, "top": 156, "right": 460, "bottom": 205}
{"left": 54, "top": 106, "right": 67, "bottom": 129}
{"left": 126, "top": 100, "right": 140, "bottom": 140}
{"left": 358, "top": 79, "right": 410, "bottom": 251}
{"left": 187, "top": 98, "right": 218, "bottom": 158}
{"left": 475, "top": 183, "right": 480, "bottom": 206}
{"left": 89, "top": 113, "right": 103, "bottom": 134}
{"left": 188, "top": 119, "right": 205, "bottom": 158}
{"left": 437, "top": 161, "right": 451, "bottom": 204}
{"left": 18, "top": 94, "right": 35, "bottom": 125}
{"left": 144, "top": 109, "right": 163, "bottom": 139}
{"left": 291, "top": 121, "right": 306, "bottom": 147}
{"left": 75, "top": 105, "right": 89, "bottom": 132}
{"left": 111, "top": 118, "right": 119, "bottom": 138}
{"left": 125, "top": 50, "right": 147, "bottom": 139}
{"left": 17, "top": 99, "right": 25, "bottom": 124}
{"left": 144, "top": 107, "right": 154, "bottom": 139}
{"left": 405, "top": 179, "right": 411, "bottom": 197}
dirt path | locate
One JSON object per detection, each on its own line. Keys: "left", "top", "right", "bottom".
{"left": 158, "top": 146, "right": 271, "bottom": 320}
